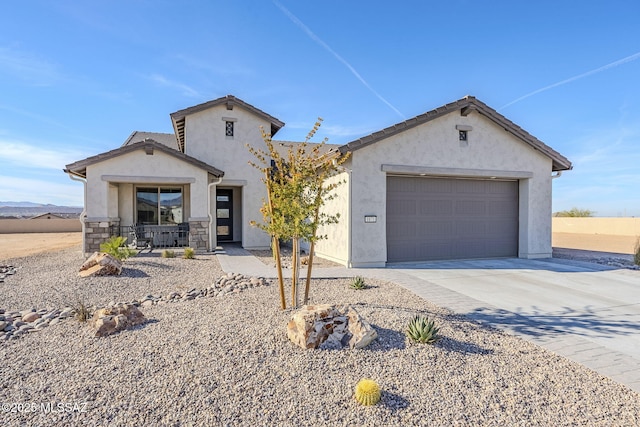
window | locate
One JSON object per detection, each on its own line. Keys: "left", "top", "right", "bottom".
{"left": 136, "top": 187, "right": 183, "bottom": 225}
{"left": 459, "top": 130, "right": 467, "bottom": 141}
{"left": 225, "top": 121, "right": 234, "bottom": 137}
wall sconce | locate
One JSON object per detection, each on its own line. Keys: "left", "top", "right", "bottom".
{"left": 364, "top": 215, "right": 377, "bottom": 223}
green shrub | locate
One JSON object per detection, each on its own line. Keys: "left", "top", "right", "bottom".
{"left": 350, "top": 276, "right": 367, "bottom": 290}
{"left": 100, "top": 236, "right": 136, "bottom": 261}
{"left": 72, "top": 293, "right": 91, "bottom": 323}
{"left": 162, "top": 249, "right": 176, "bottom": 258}
{"left": 634, "top": 238, "right": 640, "bottom": 266}
{"left": 183, "top": 247, "right": 195, "bottom": 259}
{"left": 406, "top": 315, "right": 440, "bottom": 344}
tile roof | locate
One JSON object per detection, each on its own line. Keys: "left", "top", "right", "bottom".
{"left": 338, "top": 96, "right": 572, "bottom": 172}
{"left": 64, "top": 139, "right": 224, "bottom": 178}
{"left": 122, "top": 131, "right": 178, "bottom": 150}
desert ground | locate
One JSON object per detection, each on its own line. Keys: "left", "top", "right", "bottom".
{"left": 0, "top": 232, "right": 82, "bottom": 260}
{"left": 0, "top": 231, "right": 635, "bottom": 261}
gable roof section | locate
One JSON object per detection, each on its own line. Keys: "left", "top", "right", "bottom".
{"left": 64, "top": 139, "right": 224, "bottom": 178}
{"left": 122, "top": 131, "right": 179, "bottom": 150}
{"left": 170, "top": 94, "right": 285, "bottom": 152}
{"left": 338, "top": 96, "right": 572, "bottom": 172}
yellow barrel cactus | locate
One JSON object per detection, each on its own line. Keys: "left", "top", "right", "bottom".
{"left": 354, "top": 378, "right": 381, "bottom": 406}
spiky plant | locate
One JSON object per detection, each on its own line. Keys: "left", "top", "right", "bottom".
{"left": 354, "top": 379, "right": 381, "bottom": 406}
{"left": 183, "top": 247, "right": 195, "bottom": 259}
{"left": 406, "top": 315, "right": 440, "bottom": 344}
{"left": 162, "top": 249, "right": 176, "bottom": 258}
{"left": 100, "top": 236, "right": 136, "bottom": 261}
{"left": 350, "top": 276, "right": 367, "bottom": 290}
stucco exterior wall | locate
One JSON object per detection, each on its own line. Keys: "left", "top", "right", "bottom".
{"left": 314, "top": 169, "right": 351, "bottom": 266}
{"left": 348, "top": 109, "right": 554, "bottom": 266}
{"left": 85, "top": 149, "right": 210, "bottom": 222}
{"left": 184, "top": 105, "right": 273, "bottom": 249}
{"left": 553, "top": 217, "right": 640, "bottom": 236}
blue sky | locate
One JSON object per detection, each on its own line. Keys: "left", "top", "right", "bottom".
{"left": 1, "top": 1, "right": 639, "bottom": 216}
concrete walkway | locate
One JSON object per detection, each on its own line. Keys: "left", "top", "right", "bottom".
{"left": 216, "top": 244, "right": 640, "bottom": 393}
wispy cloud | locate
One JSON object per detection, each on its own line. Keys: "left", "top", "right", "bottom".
{"left": 0, "top": 175, "right": 84, "bottom": 206}
{"left": 149, "top": 74, "right": 201, "bottom": 97}
{"left": 273, "top": 1, "right": 405, "bottom": 119}
{"left": 0, "top": 139, "right": 85, "bottom": 170}
{"left": 501, "top": 51, "right": 640, "bottom": 110}
{"left": 0, "top": 46, "right": 61, "bottom": 86}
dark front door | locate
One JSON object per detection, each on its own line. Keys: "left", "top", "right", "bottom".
{"left": 216, "top": 189, "right": 233, "bottom": 241}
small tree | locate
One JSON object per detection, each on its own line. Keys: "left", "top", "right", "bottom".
{"left": 554, "top": 207, "right": 595, "bottom": 217}
{"left": 247, "top": 118, "right": 348, "bottom": 309}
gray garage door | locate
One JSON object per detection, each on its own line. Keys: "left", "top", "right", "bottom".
{"left": 386, "top": 176, "right": 519, "bottom": 262}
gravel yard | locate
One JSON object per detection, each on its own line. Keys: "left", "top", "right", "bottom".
{"left": 1, "top": 245, "right": 639, "bottom": 426}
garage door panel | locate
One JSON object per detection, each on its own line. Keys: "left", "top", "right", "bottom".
{"left": 387, "top": 176, "right": 518, "bottom": 262}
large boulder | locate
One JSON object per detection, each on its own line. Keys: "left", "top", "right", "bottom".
{"left": 287, "top": 304, "right": 378, "bottom": 350}
{"left": 79, "top": 252, "right": 122, "bottom": 277}
{"left": 91, "top": 303, "right": 146, "bottom": 337}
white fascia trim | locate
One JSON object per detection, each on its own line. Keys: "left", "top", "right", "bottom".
{"left": 101, "top": 175, "right": 196, "bottom": 183}
{"left": 220, "top": 179, "right": 248, "bottom": 186}
{"left": 381, "top": 164, "right": 533, "bottom": 179}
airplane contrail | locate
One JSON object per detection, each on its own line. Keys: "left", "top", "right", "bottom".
{"left": 273, "top": 1, "right": 405, "bottom": 119}
{"left": 500, "top": 51, "right": 640, "bottom": 110}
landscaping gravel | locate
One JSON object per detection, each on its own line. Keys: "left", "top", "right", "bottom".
{"left": 1, "top": 245, "right": 639, "bottom": 426}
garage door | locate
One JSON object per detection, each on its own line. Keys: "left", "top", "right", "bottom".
{"left": 386, "top": 176, "right": 519, "bottom": 262}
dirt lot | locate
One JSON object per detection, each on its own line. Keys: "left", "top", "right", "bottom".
{"left": 552, "top": 232, "right": 638, "bottom": 255}
{"left": 0, "top": 231, "right": 636, "bottom": 262}
{"left": 0, "top": 232, "right": 82, "bottom": 260}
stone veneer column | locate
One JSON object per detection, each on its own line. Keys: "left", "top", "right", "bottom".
{"left": 188, "top": 220, "right": 210, "bottom": 251}
{"left": 84, "top": 219, "right": 119, "bottom": 255}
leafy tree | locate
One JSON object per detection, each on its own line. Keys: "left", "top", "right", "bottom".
{"left": 247, "top": 118, "right": 349, "bottom": 309}
{"left": 554, "top": 207, "right": 595, "bottom": 217}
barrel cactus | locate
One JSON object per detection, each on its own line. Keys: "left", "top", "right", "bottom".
{"left": 406, "top": 315, "right": 440, "bottom": 344}
{"left": 354, "top": 378, "right": 381, "bottom": 406}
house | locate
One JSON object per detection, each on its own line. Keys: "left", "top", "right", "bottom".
{"left": 65, "top": 95, "right": 572, "bottom": 266}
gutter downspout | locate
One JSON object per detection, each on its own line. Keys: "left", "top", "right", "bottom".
{"left": 551, "top": 171, "right": 563, "bottom": 179}
{"left": 207, "top": 176, "right": 223, "bottom": 252}
{"left": 66, "top": 170, "right": 87, "bottom": 256}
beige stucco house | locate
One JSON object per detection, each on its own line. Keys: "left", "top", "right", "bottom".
{"left": 65, "top": 95, "right": 571, "bottom": 266}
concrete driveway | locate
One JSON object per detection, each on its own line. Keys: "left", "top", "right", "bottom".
{"left": 384, "top": 257, "right": 640, "bottom": 392}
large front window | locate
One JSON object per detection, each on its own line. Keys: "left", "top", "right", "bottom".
{"left": 136, "top": 187, "right": 183, "bottom": 225}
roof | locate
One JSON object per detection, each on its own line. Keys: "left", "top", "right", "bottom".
{"left": 122, "top": 131, "right": 179, "bottom": 150}
{"left": 338, "top": 96, "right": 572, "bottom": 172}
{"left": 170, "top": 95, "right": 285, "bottom": 152}
{"left": 64, "top": 139, "right": 224, "bottom": 178}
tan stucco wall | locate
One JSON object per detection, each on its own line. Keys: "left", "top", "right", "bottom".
{"left": 84, "top": 149, "right": 210, "bottom": 223}
{"left": 553, "top": 217, "right": 640, "bottom": 236}
{"left": 314, "top": 170, "right": 351, "bottom": 266}
{"left": 184, "top": 104, "right": 273, "bottom": 249}
{"left": 348, "top": 110, "right": 554, "bottom": 266}
{"left": 0, "top": 218, "right": 81, "bottom": 233}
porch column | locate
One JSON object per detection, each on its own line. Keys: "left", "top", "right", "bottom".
{"left": 188, "top": 218, "right": 210, "bottom": 252}
{"left": 84, "top": 218, "right": 120, "bottom": 255}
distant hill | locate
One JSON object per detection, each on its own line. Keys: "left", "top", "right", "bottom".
{"left": 0, "top": 202, "right": 83, "bottom": 218}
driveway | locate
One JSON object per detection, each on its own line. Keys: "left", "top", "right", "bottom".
{"left": 383, "top": 257, "right": 640, "bottom": 392}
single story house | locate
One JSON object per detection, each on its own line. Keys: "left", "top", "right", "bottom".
{"left": 65, "top": 95, "right": 572, "bottom": 267}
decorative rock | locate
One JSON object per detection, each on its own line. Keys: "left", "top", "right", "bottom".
{"left": 79, "top": 252, "right": 123, "bottom": 277}
{"left": 22, "top": 312, "right": 40, "bottom": 323}
{"left": 91, "top": 303, "right": 146, "bottom": 337}
{"left": 0, "top": 321, "right": 6, "bottom": 331}
{"left": 287, "top": 304, "right": 378, "bottom": 350}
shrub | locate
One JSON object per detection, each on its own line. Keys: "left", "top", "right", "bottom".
{"left": 350, "top": 276, "right": 367, "bottom": 290}
{"left": 183, "top": 247, "right": 195, "bottom": 259}
{"left": 72, "top": 293, "right": 91, "bottom": 323}
{"left": 162, "top": 250, "right": 176, "bottom": 258}
{"left": 100, "top": 236, "right": 135, "bottom": 261}
{"left": 406, "top": 315, "right": 440, "bottom": 344}
{"left": 354, "top": 379, "right": 381, "bottom": 406}
{"left": 634, "top": 238, "right": 640, "bottom": 266}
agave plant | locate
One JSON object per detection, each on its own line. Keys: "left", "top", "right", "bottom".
{"left": 406, "top": 315, "right": 440, "bottom": 344}
{"left": 350, "top": 276, "right": 367, "bottom": 290}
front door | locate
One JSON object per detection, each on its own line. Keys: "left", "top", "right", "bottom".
{"left": 216, "top": 189, "right": 233, "bottom": 241}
